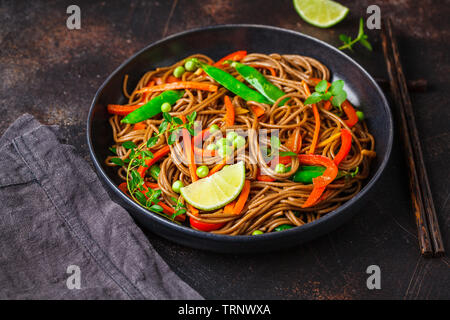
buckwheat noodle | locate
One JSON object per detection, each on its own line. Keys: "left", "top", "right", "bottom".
{"left": 105, "top": 53, "right": 375, "bottom": 235}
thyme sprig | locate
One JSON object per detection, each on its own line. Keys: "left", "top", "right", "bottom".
{"left": 338, "top": 18, "right": 372, "bottom": 52}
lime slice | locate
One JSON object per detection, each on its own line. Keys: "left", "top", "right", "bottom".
{"left": 293, "top": 0, "right": 349, "bottom": 28}
{"left": 180, "top": 161, "right": 245, "bottom": 211}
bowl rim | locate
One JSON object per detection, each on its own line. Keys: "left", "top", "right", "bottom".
{"left": 87, "top": 23, "right": 393, "bottom": 243}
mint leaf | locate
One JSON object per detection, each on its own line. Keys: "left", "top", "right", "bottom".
{"left": 322, "top": 92, "right": 332, "bottom": 100}
{"left": 304, "top": 92, "right": 323, "bottom": 105}
{"left": 329, "top": 80, "right": 344, "bottom": 95}
{"left": 314, "top": 80, "right": 328, "bottom": 93}
{"left": 331, "top": 90, "right": 347, "bottom": 107}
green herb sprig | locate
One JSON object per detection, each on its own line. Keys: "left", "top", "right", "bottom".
{"left": 338, "top": 18, "right": 372, "bottom": 52}
{"left": 304, "top": 79, "right": 347, "bottom": 109}
{"left": 110, "top": 111, "right": 197, "bottom": 222}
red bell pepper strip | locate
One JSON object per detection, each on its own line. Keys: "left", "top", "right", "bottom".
{"left": 213, "top": 50, "right": 247, "bottom": 67}
{"left": 333, "top": 129, "right": 353, "bottom": 165}
{"left": 107, "top": 104, "right": 144, "bottom": 116}
{"left": 137, "top": 145, "right": 171, "bottom": 177}
{"left": 190, "top": 216, "right": 225, "bottom": 231}
{"left": 145, "top": 181, "right": 159, "bottom": 189}
{"left": 342, "top": 100, "right": 359, "bottom": 127}
{"left": 297, "top": 154, "right": 338, "bottom": 208}
{"left": 298, "top": 154, "right": 338, "bottom": 188}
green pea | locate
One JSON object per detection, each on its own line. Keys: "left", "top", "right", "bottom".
{"left": 209, "top": 124, "right": 220, "bottom": 134}
{"left": 196, "top": 165, "right": 209, "bottom": 178}
{"left": 233, "top": 135, "right": 246, "bottom": 149}
{"left": 173, "top": 66, "right": 185, "bottom": 78}
{"left": 216, "top": 137, "right": 230, "bottom": 148}
{"left": 172, "top": 180, "right": 184, "bottom": 193}
{"left": 149, "top": 165, "right": 161, "bottom": 181}
{"left": 161, "top": 102, "right": 172, "bottom": 113}
{"left": 206, "top": 144, "right": 217, "bottom": 151}
{"left": 184, "top": 59, "right": 197, "bottom": 72}
{"left": 275, "top": 163, "right": 286, "bottom": 174}
{"left": 356, "top": 111, "right": 365, "bottom": 121}
{"left": 274, "top": 224, "right": 294, "bottom": 232}
{"left": 217, "top": 145, "right": 232, "bottom": 158}
{"left": 226, "top": 131, "right": 239, "bottom": 142}
{"left": 252, "top": 230, "right": 264, "bottom": 235}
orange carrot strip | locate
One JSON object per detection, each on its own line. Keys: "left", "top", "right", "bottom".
{"left": 182, "top": 128, "right": 198, "bottom": 182}
{"left": 187, "top": 204, "right": 199, "bottom": 217}
{"left": 285, "top": 128, "right": 302, "bottom": 153}
{"left": 256, "top": 175, "right": 276, "bottom": 182}
{"left": 208, "top": 158, "right": 227, "bottom": 176}
{"left": 250, "top": 105, "right": 265, "bottom": 117}
{"left": 250, "top": 64, "right": 276, "bottom": 77}
{"left": 223, "top": 200, "right": 236, "bottom": 214}
{"left": 302, "top": 81, "right": 320, "bottom": 154}
{"left": 153, "top": 76, "right": 178, "bottom": 85}
{"left": 145, "top": 181, "right": 159, "bottom": 189}
{"left": 229, "top": 180, "right": 251, "bottom": 215}
{"left": 137, "top": 145, "right": 170, "bottom": 177}
{"left": 224, "top": 95, "right": 235, "bottom": 126}
{"left": 133, "top": 122, "right": 147, "bottom": 131}
{"left": 136, "top": 81, "right": 218, "bottom": 94}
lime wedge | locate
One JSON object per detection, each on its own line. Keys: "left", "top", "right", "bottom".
{"left": 180, "top": 161, "right": 245, "bottom": 211}
{"left": 293, "top": 0, "right": 349, "bottom": 28}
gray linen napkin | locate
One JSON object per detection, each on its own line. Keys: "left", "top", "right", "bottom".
{"left": 0, "top": 114, "right": 203, "bottom": 300}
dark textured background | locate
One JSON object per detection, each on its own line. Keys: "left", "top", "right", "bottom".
{"left": 1, "top": 0, "right": 449, "bottom": 299}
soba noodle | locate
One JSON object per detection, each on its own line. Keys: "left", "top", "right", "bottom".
{"left": 105, "top": 53, "right": 375, "bottom": 235}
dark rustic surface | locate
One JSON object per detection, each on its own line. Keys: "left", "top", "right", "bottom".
{"left": 1, "top": 0, "right": 449, "bottom": 299}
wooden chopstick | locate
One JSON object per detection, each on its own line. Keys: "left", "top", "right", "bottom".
{"left": 381, "top": 18, "right": 445, "bottom": 257}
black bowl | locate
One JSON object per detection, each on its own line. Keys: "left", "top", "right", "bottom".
{"left": 87, "top": 24, "right": 393, "bottom": 253}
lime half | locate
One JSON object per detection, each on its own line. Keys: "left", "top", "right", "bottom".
{"left": 293, "top": 0, "right": 349, "bottom": 28}
{"left": 180, "top": 161, "right": 245, "bottom": 211}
